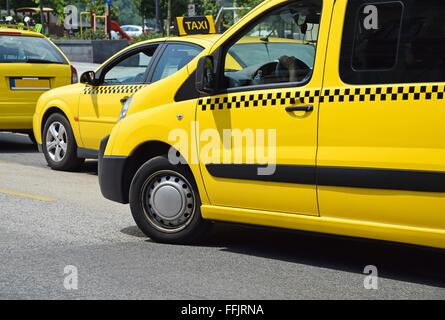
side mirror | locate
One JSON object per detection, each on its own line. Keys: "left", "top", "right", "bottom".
{"left": 196, "top": 55, "right": 216, "bottom": 94}
{"left": 80, "top": 71, "right": 98, "bottom": 85}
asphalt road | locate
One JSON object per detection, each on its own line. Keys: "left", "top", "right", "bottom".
{"left": 0, "top": 132, "right": 444, "bottom": 300}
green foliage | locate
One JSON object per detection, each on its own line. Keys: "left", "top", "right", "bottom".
{"left": 195, "top": 0, "right": 219, "bottom": 17}
{"left": 236, "top": 0, "right": 263, "bottom": 18}
{"left": 140, "top": 0, "right": 188, "bottom": 22}
{"left": 116, "top": 0, "right": 143, "bottom": 25}
{"left": 10, "top": 0, "right": 35, "bottom": 12}
{"left": 33, "top": 0, "right": 66, "bottom": 21}
{"left": 79, "top": 0, "right": 144, "bottom": 25}
{"left": 133, "top": 32, "right": 163, "bottom": 42}
{"left": 81, "top": 0, "right": 120, "bottom": 24}
{"left": 82, "top": 27, "right": 107, "bottom": 39}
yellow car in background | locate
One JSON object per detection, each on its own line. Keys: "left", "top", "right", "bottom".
{"left": 0, "top": 25, "right": 76, "bottom": 142}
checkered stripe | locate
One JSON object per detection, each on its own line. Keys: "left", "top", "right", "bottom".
{"left": 322, "top": 85, "right": 445, "bottom": 103}
{"left": 83, "top": 85, "right": 146, "bottom": 95}
{"left": 198, "top": 89, "right": 322, "bottom": 111}
{"left": 199, "top": 85, "right": 445, "bottom": 111}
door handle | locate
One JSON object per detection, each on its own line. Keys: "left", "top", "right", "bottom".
{"left": 285, "top": 105, "right": 314, "bottom": 112}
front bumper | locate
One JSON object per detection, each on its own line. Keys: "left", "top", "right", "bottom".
{"left": 98, "top": 135, "right": 129, "bottom": 204}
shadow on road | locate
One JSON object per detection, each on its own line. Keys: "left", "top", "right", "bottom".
{"left": 0, "top": 132, "right": 37, "bottom": 153}
{"left": 120, "top": 226, "right": 147, "bottom": 238}
{"left": 209, "top": 223, "right": 445, "bottom": 289}
{"left": 81, "top": 160, "right": 98, "bottom": 175}
{"left": 0, "top": 132, "right": 99, "bottom": 174}
{"left": 123, "top": 223, "right": 445, "bottom": 289}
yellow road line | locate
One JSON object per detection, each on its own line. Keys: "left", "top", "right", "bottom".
{"left": 0, "top": 188, "right": 57, "bottom": 201}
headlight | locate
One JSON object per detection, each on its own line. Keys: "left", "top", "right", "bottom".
{"left": 118, "top": 95, "right": 134, "bottom": 121}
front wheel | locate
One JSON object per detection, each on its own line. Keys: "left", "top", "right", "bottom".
{"left": 42, "top": 113, "right": 84, "bottom": 171}
{"left": 129, "top": 156, "right": 211, "bottom": 244}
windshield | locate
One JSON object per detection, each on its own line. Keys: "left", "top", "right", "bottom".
{"left": 229, "top": 41, "right": 316, "bottom": 69}
{"left": 0, "top": 35, "right": 67, "bottom": 64}
{"left": 223, "top": 0, "right": 321, "bottom": 88}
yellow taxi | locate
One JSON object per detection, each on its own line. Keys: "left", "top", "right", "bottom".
{"left": 33, "top": 30, "right": 220, "bottom": 170}
{"left": 0, "top": 25, "right": 76, "bottom": 142}
{"left": 101, "top": 0, "right": 445, "bottom": 249}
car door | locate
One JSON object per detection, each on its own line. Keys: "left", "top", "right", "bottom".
{"left": 318, "top": 0, "right": 445, "bottom": 230}
{"left": 197, "top": 0, "right": 332, "bottom": 216}
{"left": 77, "top": 43, "right": 161, "bottom": 150}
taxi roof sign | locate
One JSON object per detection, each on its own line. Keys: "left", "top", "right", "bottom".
{"left": 175, "top": 16, "right": 216, "bottom": 36}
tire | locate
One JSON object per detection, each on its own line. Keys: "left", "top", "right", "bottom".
{"left": 42, "top": 113, "right": 84, "bottom": 171}
{"left": 129, "top": 156, "right": 211, "bottom": 244}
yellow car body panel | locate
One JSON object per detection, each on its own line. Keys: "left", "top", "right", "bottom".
{"left": 33, "top": 83, "right": 84, "bottom": 146}
{"left": 101, "top": 0, "right": 445, "bottom": 249}
{"left": 104, "top": 70, "right": 211, "bottom": 205}
{"left": 0, "top": 26, "right": 72, "bottom": 131}
{"left": 317, "top": 0, "right": 445, "bottom": 231}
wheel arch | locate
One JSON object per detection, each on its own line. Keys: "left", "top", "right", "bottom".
{"left": 40, "top": 105, "right": 82, "bottom": 148}
{"left": 121, "top": 140, "right": 207, "bottom": 204}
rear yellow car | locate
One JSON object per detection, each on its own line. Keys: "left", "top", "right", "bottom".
{"left": 0, "top": 25, "right": 76, "bottom": 141}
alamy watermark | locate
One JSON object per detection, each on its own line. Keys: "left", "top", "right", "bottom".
{"left": 363, "top": 5, "right": 379, "bottom": 30}
{"left": 63, "top": 265, "right": 78, "bottom": 290}
{"left": 64, "top": 5, "right": 79, "bottom": 30}
{"left": 363, "top": 265, "right": 378, "bottom": 290}
{"left": 167, "top": 121, "right": 277, "bottom": 176}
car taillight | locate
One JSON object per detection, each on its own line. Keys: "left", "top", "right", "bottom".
{"left": 71, "top": 65, "right": 78, "bottom": 84}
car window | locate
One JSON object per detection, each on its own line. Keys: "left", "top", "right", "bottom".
{"left": 0, "top": 35, "right": 67, "bottom": 64}
{"left": 223, "top": 0, "right": 322, "bottom": 88}
{"left": 103, "top": 46, "right": 157, "bottom": 85}
{"left": 151, "top": 43, "right": 203, "bottom": 82}
{"left": 351, "top": 2, "right": 402, "bottom": 71}
{"left": 341, "top": 0, "right": 445, "bottom": 84}
{"left": 229, "top": 42, "right": 316, "bottom": 69}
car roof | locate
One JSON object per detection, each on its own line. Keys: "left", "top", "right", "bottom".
{"left": 131, "top": 34, "right": 222, "bottom": 49}
{"left": 0, "top": 25, "right": 45, "bottom": 38}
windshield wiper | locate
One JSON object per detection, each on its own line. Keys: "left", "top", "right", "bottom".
{"left": 26, "top": 58, "right": 61, "bottom": 64}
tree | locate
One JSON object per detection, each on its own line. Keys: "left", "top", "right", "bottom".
{"left": 195, "top": 0, "right": 219, "bottom": 17}
{"left": 235, "top": 0, "right": 263, "bottom": 18}
{"left": 10, "top": 0, "right": 35, "bottom": 13}
{"left": 33, "top": 0, "right": 66, "bottom": 21}
{"left": 140, "top": 0, "right": 188, "bottom": 33}
{"left": 166, "top": 0, "right": 171, "bottom": 35}
{"left": 80, "top": 0, "right": 121, "bottom": 24}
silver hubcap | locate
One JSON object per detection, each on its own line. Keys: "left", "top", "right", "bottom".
{"left": 141, "top": 170, "right": 195, "bottom": 233}
{"left": 46, "top": 121, "right": 67, "bottom": 162}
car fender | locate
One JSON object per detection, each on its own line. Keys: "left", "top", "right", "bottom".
{"left": 105, "top": 99, "right": 209, "bottom": 204}
{"left": 34, "top": 98, "right": 82, "bottom": 147}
